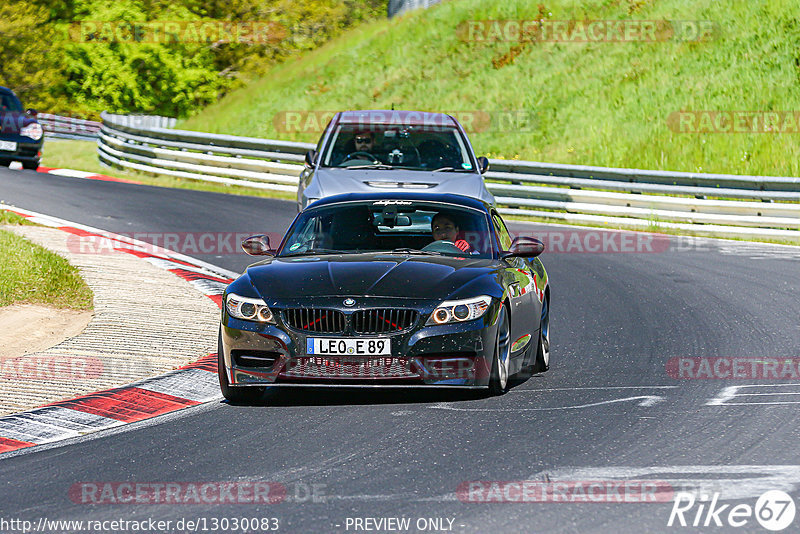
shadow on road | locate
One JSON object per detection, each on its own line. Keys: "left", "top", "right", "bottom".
{"left": 219, "top": 374, "right": 545, "bottom": 407}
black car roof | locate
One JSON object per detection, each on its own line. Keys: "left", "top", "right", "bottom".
{"left": 308, "top": 192, "right": 492, "bottom": 212}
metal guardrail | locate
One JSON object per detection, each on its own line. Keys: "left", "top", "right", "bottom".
{"left": 96, "top": 112, "right": 800, "bottom": 241}
{"left": 97, "top": 112, "right": 307, "bottom": 192}
{"left": 39, "top": 113, "right": 101, "bottom": 141}
{"left": 39, "top": 113, "right": 176, "bottom": 141}
{"left": 102, "top": 114, "right": 177, "bottom": 130}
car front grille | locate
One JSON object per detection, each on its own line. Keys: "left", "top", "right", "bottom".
{"left": 282, "top": 357, "right": 417, "bottom": 378}
{"left": 352, "top": 309, "right": 418, "bottom": 334}
{"left": 283, "top": 308, "right": 346, "bottom": 333}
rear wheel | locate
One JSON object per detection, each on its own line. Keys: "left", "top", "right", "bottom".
{"left": 533, "top": 296, "right": 550, "bottom": 373}
{"left": 488, "top": 304, "right": 511, "bottom": 395}
{"left": 218, "top": 332, "right": 266, "bottom": 404}
{"left": 22, "top": 160, "right": 39, "bottom": 170}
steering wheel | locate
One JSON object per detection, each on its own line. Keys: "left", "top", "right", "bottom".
{"left": 421, "top": 240, "right": 466, "bottom": 254}
{"left": 343, "top": 151, "right": 380, "bottom": 164}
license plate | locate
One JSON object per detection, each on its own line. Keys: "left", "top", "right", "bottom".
{"left": 0, "top": 141, "right": 16, "bottom": 152}
{"left": 306, "top": 337, "right": 391, "bottom": 356}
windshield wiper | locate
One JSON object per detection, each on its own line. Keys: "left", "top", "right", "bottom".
{"left": 281, "top": 248, "right": 354, "bottom": 257}
{"left": 388, "top": 248, "right": 442, "bottom": 256}
{"left": 431, "top": 167, "right": 473, "bottom": 172}
{"left": 344, "top": 164, "right": 397, "bottom": 170}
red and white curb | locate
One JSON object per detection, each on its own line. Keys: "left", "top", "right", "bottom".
{"left": 36, "top": 165, "right": 141, "bottom": 184}
{"left": 0, "top": 206, "right": 237, "bottom": 455}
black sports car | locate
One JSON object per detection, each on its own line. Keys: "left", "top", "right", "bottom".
{"left": 218, "top": 192, "right": 549, "bottom": 402}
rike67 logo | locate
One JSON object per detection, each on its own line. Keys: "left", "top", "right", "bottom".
{"left": 668, "top": 490, "right": 796, "bottom": 531}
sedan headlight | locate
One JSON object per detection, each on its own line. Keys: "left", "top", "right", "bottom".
{"left": 226, "top": 293, "right": 275, "bottom": 323}
{"left": 20, "top": 123, "right": 43, "bottom": 141}
{"left": 427, "top": 296, "right": 492, "bottom": 325}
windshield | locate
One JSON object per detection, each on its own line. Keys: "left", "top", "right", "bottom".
{"left": 279, "top": 200, "right": 494, "bottom": 258}
{"left": 320, "top": 123, "right": 475, "bottom": 171}
{"left": 0, "top": 92, "right": 23, "bottom": 113}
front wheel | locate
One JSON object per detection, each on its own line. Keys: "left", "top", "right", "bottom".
{"left": 532, "top": 296, "right": 550, "bottom": 373}
{"left": 218, "top": 333, "right": 266, "bottom": 404}
{"left": 488, "top": 304, "right": 511, "bottom": 395}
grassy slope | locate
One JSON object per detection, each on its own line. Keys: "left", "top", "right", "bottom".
{"left": 0, "top": 215, "right": 93, "bottom": 309}
{"left": 181, "top": 0, "right": 800, "bottom": 177}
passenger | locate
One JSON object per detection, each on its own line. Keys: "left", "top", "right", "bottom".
{"left": 431, "top": 212, "right": 472, "bottom": 252}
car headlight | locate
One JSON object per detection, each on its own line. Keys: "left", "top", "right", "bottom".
{"left": 20, "top": 123, "right": 43, "bottom": 141}
{"left": 226, "top": 293, "right": 275, "bottom": 323}
{"left": 426, "top": 296, "right": 492, "bottom": 325}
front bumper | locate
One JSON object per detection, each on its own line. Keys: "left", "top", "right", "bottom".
{"left": 220, "top": 298, "right": 499, "bottom": 388}
{"left": 0, "top": 134, "right": 43, "bottom": 165}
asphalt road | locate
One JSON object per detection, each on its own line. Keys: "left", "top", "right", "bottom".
{"left": 2, "top": 167, "right": 800, "bottom": 533}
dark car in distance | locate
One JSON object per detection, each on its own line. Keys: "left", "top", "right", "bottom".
{"left": 218, "top": 192, "right": 550, "bottom": 403}
{"left": 0, "top": 86, "right": 43, "bottom": 170}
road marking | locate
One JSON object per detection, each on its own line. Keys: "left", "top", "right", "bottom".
{"left": 305, "top": 465, "right": 800, "bottom": 505}
{"left": 431, "top": 395, "right": 666, "bottom": 412}
{"left": 535, "top": 466, "right": 800, "bottom": 501}
{"left": 707, "top": 384, "right": 800, "bottom": 406}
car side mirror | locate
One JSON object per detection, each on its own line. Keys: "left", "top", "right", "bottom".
{"left": 501, "top": 236, "right": 544, "bottom": 259}
{"left": 304, "top": 149, "right": 317, "bottom": 168}
{"left": 477, "top": 156, "right": 489, "bottom": 174}
{"left": 25, "top": 108, "right": 38, "bottom": 117}
{"left": 241, "top": 235, "right": 274, "bottom": 256}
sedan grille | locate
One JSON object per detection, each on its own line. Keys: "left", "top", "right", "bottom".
{"left": 283, "top": 308, "right": 346, "bottom": 333}
{"left": 352, "top": 309, "right": 418, "bottom": 334}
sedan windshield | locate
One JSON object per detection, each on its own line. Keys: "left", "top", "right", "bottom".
{"left": 320, "top": 124, "right": 475, "bottom": 172}
{"left": 279, "top": 201, "right": 494, "bottom": 258}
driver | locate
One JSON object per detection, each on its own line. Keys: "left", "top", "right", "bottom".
{"left": 353, "top": 131, "right": 375, "bottom": 153}
{"left": 431, "top": 212, "right": 472, "bottom": 253}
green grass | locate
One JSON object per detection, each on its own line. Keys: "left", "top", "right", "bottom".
{"left": 0, "top": 227, "right": 94, "bottom": 309}
{"left": 0, "top": 211, "right": 34, "bottom": 226}
{"left": 180, "top": 0, "right": 800, "bottom": 178}
{"left": 42, "top": 140, "right": 295, "bottom": 201}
